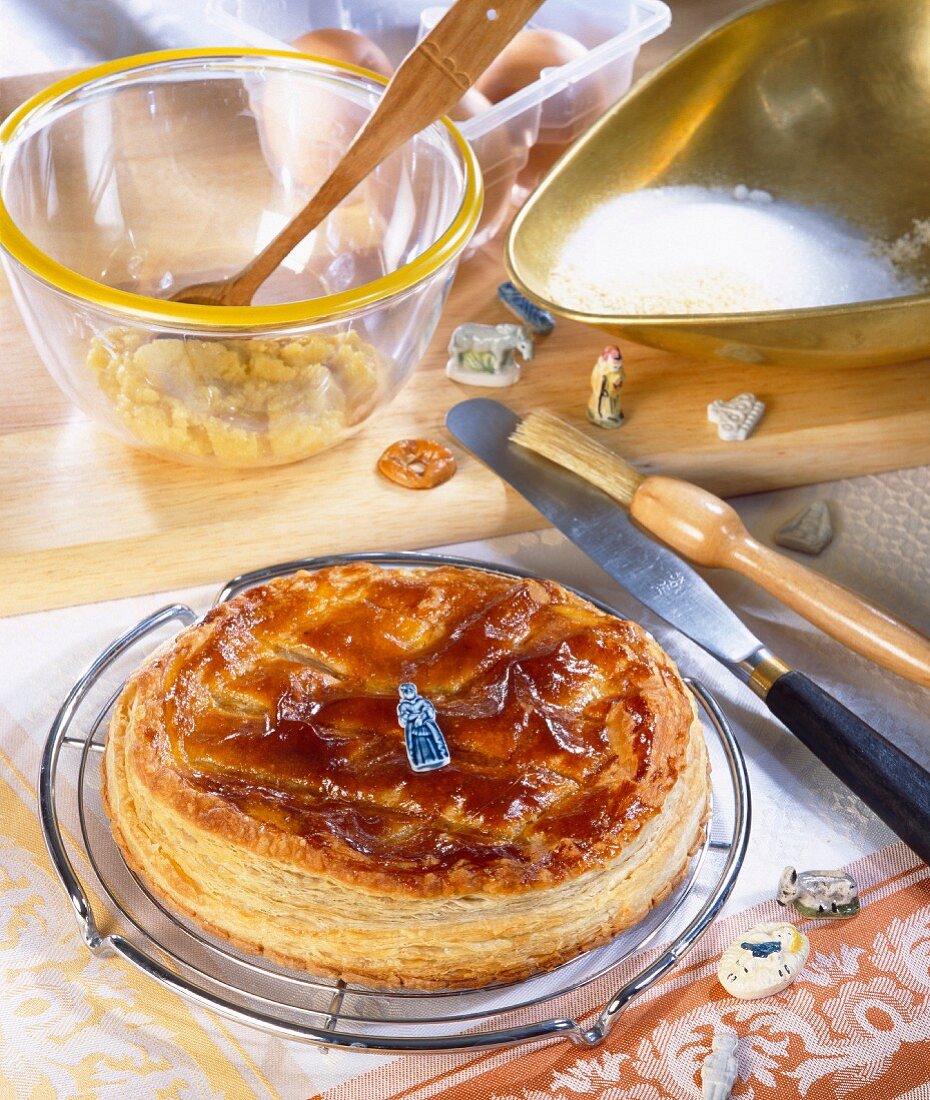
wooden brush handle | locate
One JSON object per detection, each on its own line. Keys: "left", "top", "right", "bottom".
{"left": 631, "top": 476, "right": 930, "bottom": 688}
{"left": 227, "top": 0, "right": 543, "bottom": 304}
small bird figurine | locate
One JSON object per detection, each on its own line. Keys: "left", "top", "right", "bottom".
{"left": 587, "top": 346, "right": 625, "bottom": 428}
{"left": 396, "top": 683, "right": 450, "bottom": 772}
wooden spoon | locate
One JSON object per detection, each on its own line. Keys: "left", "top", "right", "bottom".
{"left": 171, "top": 0, "right": 544, "bottom": 307}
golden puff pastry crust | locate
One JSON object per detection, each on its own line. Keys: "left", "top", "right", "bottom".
{"left": 102, "top": 563, "right": 709, "bottom": 990}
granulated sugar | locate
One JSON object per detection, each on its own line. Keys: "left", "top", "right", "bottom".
{"left": 546, "top": 186, "right": 916, "bottom": 315}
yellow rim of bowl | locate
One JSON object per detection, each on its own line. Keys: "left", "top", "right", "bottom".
{"left": 0, "top": 47, "right": 483, "bottom": 329}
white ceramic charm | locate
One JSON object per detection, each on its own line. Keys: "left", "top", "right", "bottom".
{"left": 446, "top": 322, "right": 534, "bottom": 388}
{"left": 717, "top": 921, "right": 809, "bottom": 1000}
{"left": 776, "top": 865, "right": 860, "bottom": 919}
{"left": 707, "top": 393, "right": 765, "bottom": 441}
{"left": 587, "top": 346, "right": 625, "bottom": 428}
{"left": 775, "top": 500, "right": 834, "bottom": 555}
{"left": 701, "top": 1029, "right": 739, "bottom": 1100}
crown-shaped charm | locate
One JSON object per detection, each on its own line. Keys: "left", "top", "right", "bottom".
{"left": 707, "top": 392, "right": 765, "bottom": 441}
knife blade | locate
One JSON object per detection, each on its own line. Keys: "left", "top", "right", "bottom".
{"left": 446, "top": 397, "right": 765, "bottom": 673}
{"left": 446, "top": 397, "right": 930, "bottom": 865}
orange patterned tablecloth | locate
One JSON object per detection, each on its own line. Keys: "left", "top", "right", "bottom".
{"left": 2, "top": 513, "right": 928, "bottom": 1099}
{"left": 313, "top": 843, "right": 930, "bottom": 1100}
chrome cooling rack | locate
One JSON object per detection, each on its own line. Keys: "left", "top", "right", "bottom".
{"left": 39, "top": 552, "right": 750, "bottom": 1054}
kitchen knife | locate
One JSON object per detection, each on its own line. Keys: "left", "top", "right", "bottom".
{"left": 447, "top": 397, "right": 930, "bottom": 865}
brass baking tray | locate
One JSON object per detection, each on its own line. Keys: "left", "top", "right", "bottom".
{"left": 506, "top": 0, "right": 930, "bottom": 367}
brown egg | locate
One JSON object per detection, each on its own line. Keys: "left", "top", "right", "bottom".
{"left": 475, "top": 28, "right": 587, "bottom": 104}
{"left": 518, "top": 139, "right": 570, "bottom": 192}
{"left": 446, "top": 86, "right": 493, "bottom": 123}
{"left": 291, "top": 28, "right": 394, "bottom": 79}
{"left": 253, "top": 72, "right": 361, "bottom": 195}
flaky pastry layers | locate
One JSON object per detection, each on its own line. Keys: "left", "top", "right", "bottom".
{"left": 102, "top": 563, "right": 709, "bottom": 990}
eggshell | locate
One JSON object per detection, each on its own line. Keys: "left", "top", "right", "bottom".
{"left": 475, "top": 29, "right": 587, "bottom": 104}
{"left": 291, "top": 28, "right": 394, "bottom": 79}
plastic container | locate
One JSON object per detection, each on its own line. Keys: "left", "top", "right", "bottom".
{"left": 0, "top": 50, "right": 481, "bottom": 467}
{"left": 201, "top": 0, "right": 671, "bottom": 248}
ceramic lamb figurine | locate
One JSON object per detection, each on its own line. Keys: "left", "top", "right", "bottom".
{"left": 776, "top": 866, "right": 860, "bottom": 919}
{"left": 446, "top": 322, "right": 534, "bottom": 387}
{"left": 701, "top": 1030, "right": 739, "bottom": 1100}
{"left": 587, "top": 346, "right": 625, "bottom": 428}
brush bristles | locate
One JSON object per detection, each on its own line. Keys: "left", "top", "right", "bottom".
{"left": 510, "top": 411, "right": 644, "bottom": 507}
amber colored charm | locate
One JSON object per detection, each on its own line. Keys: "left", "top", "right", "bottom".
{"left": 377, "top": 439, "right": 457, "bottom": 490}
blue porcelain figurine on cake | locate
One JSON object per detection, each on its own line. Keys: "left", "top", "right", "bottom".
{"left": 397, "top": 683, "right": 450, "bottom": 772}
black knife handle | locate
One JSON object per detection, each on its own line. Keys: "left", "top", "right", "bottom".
{"left": 766, "top": 670, "right": 930, "bottom": 865}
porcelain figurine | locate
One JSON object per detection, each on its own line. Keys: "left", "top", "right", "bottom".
{"left": 587, "top": 346, "right": 625, "bottom": 428}
{"left": 775, "top": 501, "right": 834, "bottom": 555}
{"left": 397, "top": 683, "right": 450, "bottom": 773}
{"left": 776, "top": 866, "right": 860, "bottom": 919}
{"left": 497, "top": 280, "right": 555, "bottom": 334}
{"left": 717, "top": 921, "right": 809, "bottom": 1000}
{"left": 446, "top": 322, "right": 534, "bottom": 387}
{"left": 701, "top": 1030, "right": 739, "bottom": 1100}
{"left": 707, "top": 393, "right": 765, "bottom": 441}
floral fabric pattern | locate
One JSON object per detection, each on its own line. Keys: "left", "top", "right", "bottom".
{"left": 316, "top": 846, "right": 930, "bottom": 1100}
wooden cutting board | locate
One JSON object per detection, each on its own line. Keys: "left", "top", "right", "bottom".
{"left": 3, "top": 62, "right": 930, "bottom": 616}
{"left": 4, "top": 239, "right": 930, "bottom": 616}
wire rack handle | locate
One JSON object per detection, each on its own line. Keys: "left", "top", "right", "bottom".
{"left": 38, "top": 603, "right": 197, "bottom": 951}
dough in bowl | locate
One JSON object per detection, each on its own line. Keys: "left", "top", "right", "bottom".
{"left": 102, "top": 562, "right": 709, "bottom": 989}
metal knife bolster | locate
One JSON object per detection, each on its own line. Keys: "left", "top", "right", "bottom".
{"left": 446, "top": 398, "right": 788, "bottom": 696}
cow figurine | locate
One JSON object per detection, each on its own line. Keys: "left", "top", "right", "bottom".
{"left": 776, "top": 866, "right": 860, "bottom": 919}
{"left": 446, "top": 323, "right": 534, "bottom": 388}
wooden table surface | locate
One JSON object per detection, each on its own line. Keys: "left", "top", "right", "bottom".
{"left": 3, "top": 0, "right": 929, "bottom": 616}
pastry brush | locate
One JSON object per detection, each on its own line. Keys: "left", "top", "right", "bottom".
{"left": 511, "top": 410, "right": 930, "bottom": 689}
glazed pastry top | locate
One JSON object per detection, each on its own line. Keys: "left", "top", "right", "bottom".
{"left": 137, "top": 563, "right": 696, "bottom": 895}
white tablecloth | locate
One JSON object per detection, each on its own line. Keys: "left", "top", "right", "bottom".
{"left": 2, "top": 466, "right": 927, "bottom": 1097}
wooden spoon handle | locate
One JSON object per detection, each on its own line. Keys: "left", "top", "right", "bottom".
{"left": 631, "top": 475, "right": 930, "bottom": 688}
{"left": 228, "top": 0, "right": 544, "bottom": 304}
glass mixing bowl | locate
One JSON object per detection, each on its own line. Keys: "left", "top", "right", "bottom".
{"left": 0, "top": 49, "right": 481, "bottom": 467}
